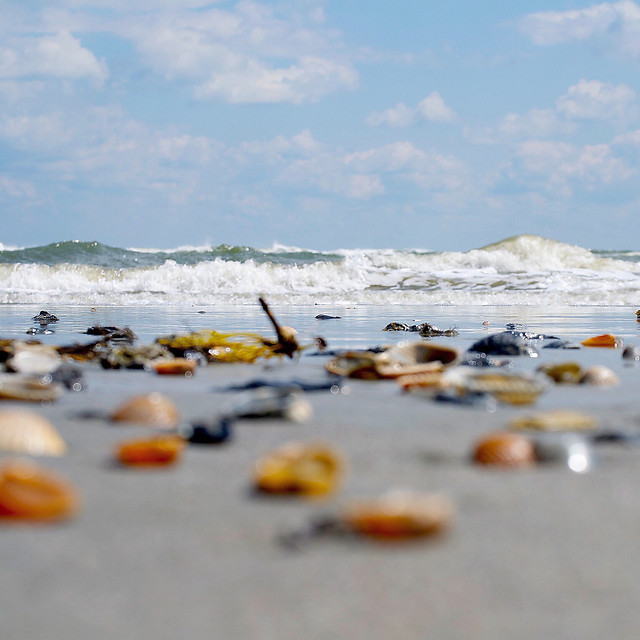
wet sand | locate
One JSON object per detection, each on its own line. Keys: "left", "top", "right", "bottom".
{"left": 2, "top": 336, "right": 640, "bottom": 640}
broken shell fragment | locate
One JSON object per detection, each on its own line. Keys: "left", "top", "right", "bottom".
{"left": 0, "top": 409, "right": 67, "bottom": 456}
{"left": 116, "top": 435, "right": 186, "bottom": 466}
{"left": 581, "top": 334, "right": 622, "bottom": 348}
{"left": 111, "top": 393, "right": 180, "bottom": 428}
{"left": 341, "top": 490, "right": 455, "bottom": 541}
{"left": 0, "top": 459, "right": 79, "bottom": 522}
{"left": 472, "top": 431, "right": 536, "bottom": 468}
{"left": 579, "top": 365, "right": 619, "bottom": 386}
{"left": 510, "top": 410, "right": 598, "bottom": 432}
{"left": 254, "top": 442, "right": 344, "bottom": 496}
{"left": 0, "top": 375, "right": 65, "bottom": 402}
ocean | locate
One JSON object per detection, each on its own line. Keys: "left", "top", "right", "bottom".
{"left": 1, "top": 233, "right": 639, "bottom": 349}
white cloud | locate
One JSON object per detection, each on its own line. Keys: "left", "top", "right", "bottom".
{"left": 556, "top": 79, "right": 638, "bottom": 121}
{"left": 520, "top": 1, "right": 640, "bottom": 58}
{"left": 0, "top": 175, "right": 36, "bottom": 199}
{"left": 366, "top": 91, "right": 456, "bottom": 127}
{"left": 0, "top": 31, "right": 108, "bottom": 83}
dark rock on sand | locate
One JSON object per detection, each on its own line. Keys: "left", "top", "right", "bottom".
{"left": 468, "top": 331, "right": 539, "bottom": 357}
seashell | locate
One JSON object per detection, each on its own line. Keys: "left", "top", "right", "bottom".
{"left": 0, "top": 375, "right": 65, "bottom": 402}
{"left": 340, "top": 490, "right": 455, "bottom": 541}
{"left": 254, "top": 442, "right": 344, "bottom": 496}
{"left": 111, "top": 393, "right": 180, "bottom": 428}
{"left": 581, "top": 334, "right": 622, "bottom": 348}
{"left": 116, "top": 435, "right": 185, "bottom": 466}
{"left": 579, "top": 365, "right": 619, "bottom": 386}
{"left": 229, "top": 388, "right": 313, "bottom": 422}
{"left": 538, "top": 362, "right": 582, "bottom": 384}
{"left": 325, "top": 351, "right": 380, "bottom": 379}
{"left": 622, "top": 344, "right": 640, "bottom": 361}
{"left": 6, "top": 343, "right": 61, "bottom": 376}
{"left": 472, "top": 431, "right": 536, "bottom": 468}
{"left": 396, "top": 370, "right": 449, "bottom": 392}
{"left": 374, "top": 342, "right": 458, "bottom": 378}
{"left": 510, "top": 410, "right": 598, "bottom": 432}
{"left": 0, "top": 458, "right": 79, "bottom": 521}
{"left": 151, "top": 358, "right": 197, "bottom": 376}
{"left": 0, "top": 409, "right": 67, "bottom": 456}
{"left": 532, "top": 433, "right": 594, "bottom": 473}
{"left": 462, "top": 371, "right": 547, "bottom": 405}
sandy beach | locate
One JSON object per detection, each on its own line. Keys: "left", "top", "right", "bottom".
{"left": 2, "top": 311, "right": 640, "bottom": 640}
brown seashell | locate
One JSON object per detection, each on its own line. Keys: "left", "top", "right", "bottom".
{"left": 341, "top": 490, "right": 455, "bottom": 541}
{"left": 0, "top": 375, "right": 64, "bottom": 402}
{"left": 0, "top": 409, "right": 67, "bottom": 456}
{"left": 111, "top": 393, "right": 180, "bottom": 428}
{"left": 538, "top": 361, "right": 583, "bottom": 384}
{"left": 581, "top": 334, "right": 622, "bottom": 348}
{"left": 151, "top": 358, "right": 197, "bottom": 376}
{"left": 325, "top": 352, "right": 380, "bottom": 379}
{"left": 0, "top": 458, "right": 80, "bottom": 522}
{"left": 116, "top": 435, "right": 185, "bottom": 466}
{"left": 254, "top": 442, "right": 344, "bottom": 497}
{"left": 510, "top": 410, "right": 598, "bottom": 432}
{"left": 396, "top": 370, "right": 449, "bottom": 392}
{"left": 472, "top": 431, "right": 536, "bottom": 467}
{"left": 579, "top": 365, "right": 620, "bottom": 386}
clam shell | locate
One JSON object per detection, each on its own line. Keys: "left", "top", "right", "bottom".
{"left": 472, "top": 431, "right": 536, "bottom": 467}
{"left": 579, "top": 365, "right": 619, "bottom": 386}
{"left": 510, "top": 410, "right": 598, "bottom": 432}
{"left": 6, "top": 343, "right": 61, "bottom": 375}
{"left": 379, "top": 342, "right": 459, "bottom": 368}
{"left": 341, "top": 490, "right": 455, "bottom": 540}
{"left": 0, "top": 409, "right": 67, "bottom": 456}
{"left": 254, "top": 441, "right": 344, "bottom": 496}
{"left": 0, "top": 375, "right": 65, "bottom": 402}
{"left": 111, "top": 393, "right": 180, "bottom": 428}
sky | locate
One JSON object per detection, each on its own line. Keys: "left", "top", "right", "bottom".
{"left": 2, "top": 0, "right": 640, "bottom": 251}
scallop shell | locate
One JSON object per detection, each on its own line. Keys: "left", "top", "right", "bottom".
{"left": 111, "top": 393, "right": 180, "bottom": 428}
{"left": 0, "top": 375, "right": 65, "bottom": 402}
{"left": 0, "top": 409, "right": 67, "bottom": 456}
{"left": 581, "top": 334, "right": 622, "bottom": 348}
{"left": 579, "top": 365, "right": 620, "bottom": 386}
{"left": 510, "top": 410, "right": 598, "bottom": 432}
{"left": 6, "top": 343, "right": 61, "bottom": 376}
{"left": 341, "top": 490, "right": 455, "bottom": 540}
{"left": 254, "top": 441, "right": 344, "bottom": 496}
{"left": 472, "top": 431, "right": 536, "bottom": 468}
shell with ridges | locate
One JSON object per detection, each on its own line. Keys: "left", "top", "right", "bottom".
{"left": 472, "top": 431, "right": 536, "bottom": 467}
{"left": 0, "top": 409, "right": 67, "bottom": 456}
{"left": 579, "top": 365, "right": 619, "bottom": 386}
{"left": 111, "top": 393, "right": 180, "bottom": 428}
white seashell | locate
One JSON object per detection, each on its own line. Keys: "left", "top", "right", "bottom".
{"left": 579, "top": 365, "right": 619, "bottom": 386}
{"left": 0, "top": 409, "right": 67, "bottom": 456}
{"left": 111, "top": 393, "right": 180, "bottom": 428}
{"left": 6, "top": 343, "right": 61, "bottom": 376}
{"left": 0, "top": 374, "right": 65, "bottom": 402}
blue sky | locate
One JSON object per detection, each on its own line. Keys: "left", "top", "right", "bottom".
{"left": 2, "top": 0, "right": 640, "bottom": 251}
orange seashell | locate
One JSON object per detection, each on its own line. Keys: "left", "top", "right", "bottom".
{"left": 0, "top": 459, "right": 80, "bottom": 522}
{"left": 111, "top": 393, "right": 180, "bottom": 428}
{"left": 254, "top": 442, "right": 344, "bottom": 497}
{"left": 581, "top": 334, "right": 622, "bottom": 348}
{"left": 341, "top": 490, "right": 455, "bottom": 541}
{"left": 151, "top": 358, "right": 197, "bottom": 376}
{"left": 472, "top": 431, "right": 536, "bottom": 468}
{"left": 116, "top": 435, "right": 185, "bottom": 466}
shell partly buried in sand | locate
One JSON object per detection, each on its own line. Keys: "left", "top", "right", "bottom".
{"left": 0, "top": 458, "right": 80, "bottom": 522}
{"left": 341, "top": 490, "right": 455, "bottom": 541}
{"left": 111, "top": 393, "right": 180, "bottom": 428}
{"left": 0, "top": 409, "right": 67, "bottom": 456}
{"left": 472, "top": 431, "right": 537, "bottom": 468}
{"left": 510, "top": 410, "right": 599, "bottom": 432}
{"left": 254, "top": 442, "right": 344, "bottom": 496}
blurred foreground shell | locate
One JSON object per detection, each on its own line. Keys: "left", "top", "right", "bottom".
{"left": 0, "top": 458, "right": 79, "bottom": 522}
{"left": 581, "top": 334, "right": 622, "bottom": 348}
{"left": 151, "top": 358, "right": 197, "bottom": 375}
{"left": 341, "top": 490, "right": 455, "bottom": 541}
{"left": 510, "top": 410, "right": 598, "bottom": 432}
{"left": 111, "top": 393, "right": 180, "bottom": 428}
{"left": 254, "top": 442, "right": 344, "bottom": 496}
{"left": 0, "top": 409, "right": 67, "bottom": 456}
{"left": 579, "top": 365, "right": 619, "bottom": 386}
{"left": 472, "top": 431, "right": 536, "bottom": 467}
{"left": 374, "top": 342, "right": 458, "bottom": 378}
{"left": 538, "top": 362, "right": 583, "bottom": 384}
{"left": 116, "top": 435, "right": 185, "bottom": 466}
{"left": 461, "top": 371, "right": 547, "bottom": 405}
{"left": 0, "top": 374, "right": 65, "bottom": 402}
